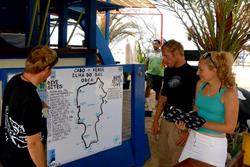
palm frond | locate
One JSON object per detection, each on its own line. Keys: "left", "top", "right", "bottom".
{"left": 153, "top": 0, "right": 250, "bottom": 59}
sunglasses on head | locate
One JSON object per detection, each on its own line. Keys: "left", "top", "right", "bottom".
{"left": 202, "top": 52, "right": 216, "bottom": 67}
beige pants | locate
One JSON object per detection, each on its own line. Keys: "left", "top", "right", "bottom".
{"left": 158, "top": 119, "right": 183, "bottom": 167}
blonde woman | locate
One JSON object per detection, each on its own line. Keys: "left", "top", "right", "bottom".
{"left": 177, "top": 51, "right": 239, "bottom": 167}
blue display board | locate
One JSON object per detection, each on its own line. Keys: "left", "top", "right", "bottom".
{"left": 0, "top": 64, "right": 150, "bottom": 167}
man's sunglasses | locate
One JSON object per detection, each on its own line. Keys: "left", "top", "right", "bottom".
{"left": 202, "top": 52, "right": 216, "bottom": 67}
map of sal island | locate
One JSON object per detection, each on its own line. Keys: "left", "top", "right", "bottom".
{"left": 46, "top": 66, "right": 123, "bottom": 166}
{"left": 76, "top": 78, "right": 107, "bottom": 148}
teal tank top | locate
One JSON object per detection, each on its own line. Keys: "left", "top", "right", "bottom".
{"left": 196, "top": 82, "right": 226, "bottom": 135}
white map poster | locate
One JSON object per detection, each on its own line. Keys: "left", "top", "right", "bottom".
{"left": 46, "top": 66, "right": 123, "bottom": 166}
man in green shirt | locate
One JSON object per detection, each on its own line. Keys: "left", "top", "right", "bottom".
{"left": 145, "top": 39, "right": 164, "bottom": 116}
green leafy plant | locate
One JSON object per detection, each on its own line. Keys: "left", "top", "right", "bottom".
{"left": 227, "top": 128, "right": 243, "bottom": 158}
{"left": 227, "top": 123, "right": 248, "bottom": 164}
{"left": 98, "top": 14, "right": 139, "bottom": 47}
{"left": 153, "top": 0, "right": 250, "bottom": 59}
{"left": 135, "top": 41, "right": 146, "bottom": 64}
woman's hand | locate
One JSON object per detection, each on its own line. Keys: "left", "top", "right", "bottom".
{"left": 175, "top": 121, "right": 189, "bottom": 146}
{"left": 175, "top": 120, "right": 187, "bottom": 131}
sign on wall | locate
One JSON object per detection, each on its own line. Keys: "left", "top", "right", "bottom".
{"left": 46, "top": 66, "right": 123, "bottom": 166}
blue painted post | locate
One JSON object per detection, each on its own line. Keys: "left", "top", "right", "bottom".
{"left": 58, "top": 0, "right": 68, "bottom": 48}
{"left": 96, "top": 26, "right": 115, "bottom": 64}
{"left": 131, "top": 64, "right": 150, "bottom": 166}
{"left": 105, "top": 0, "right": 110, "bottom": 43}
{"left": 85, "top": 0, "right": 97, "bottom": 65}
{"left": 79, "top": 21, "right": 115, "bottom": 65}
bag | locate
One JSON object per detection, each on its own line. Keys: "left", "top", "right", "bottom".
{"left": 164, "top": 105, "right": 206, "bottom": 130}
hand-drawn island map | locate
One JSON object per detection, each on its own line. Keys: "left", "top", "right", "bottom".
{"left": 46, "top": 66, "right": 123, "bottom": 166}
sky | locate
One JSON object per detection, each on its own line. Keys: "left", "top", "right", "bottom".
{"left": 159, "top": 9, "right": 197, "bottom": 50}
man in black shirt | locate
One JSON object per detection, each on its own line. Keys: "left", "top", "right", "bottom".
{"left": 151, "top": 40, "right": 198, "bottom": 167}
{"left": 0, "top": 45, "right": 58, "bottom": 167}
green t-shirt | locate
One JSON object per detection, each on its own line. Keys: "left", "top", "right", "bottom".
{"left": 147, "top": 50, "right": 164, "bottom": 76}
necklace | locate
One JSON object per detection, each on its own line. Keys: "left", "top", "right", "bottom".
{"left": 206, "top": 84, "right": 221, "bottom": 96}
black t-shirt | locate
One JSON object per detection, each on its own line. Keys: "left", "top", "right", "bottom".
{"left": 161, "top": 63, "right": 199, "bottom": 112}
{"left": 1, "top": 73, "right": 45, "bottom": 166}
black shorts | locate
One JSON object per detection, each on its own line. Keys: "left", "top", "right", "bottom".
{"left": 146, "top": 73, "right": 163, "bottom": 92}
